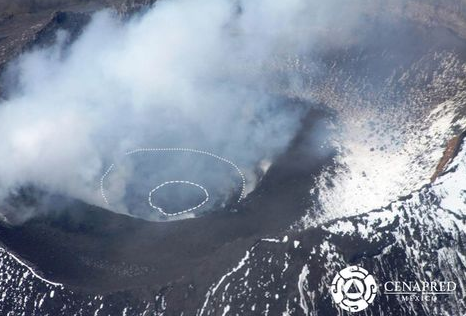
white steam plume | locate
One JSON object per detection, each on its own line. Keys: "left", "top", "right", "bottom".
{"left": 0, "top": 0, "right": 362, "bottom": 220}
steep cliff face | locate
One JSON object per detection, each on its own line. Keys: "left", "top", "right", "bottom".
{"left": 0, "top": 0, "right": 155, "bottom": 83}
{"left": 0, "top": 0, "right": 124, "bottom": 17}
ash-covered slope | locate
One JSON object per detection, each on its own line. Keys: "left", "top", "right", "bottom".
{"left": 197, "top": 137, "right": 466, "bottom": 316}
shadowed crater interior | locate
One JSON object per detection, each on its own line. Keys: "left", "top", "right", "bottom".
{"left": 148, "top": 181, "right": 208, "bottom": 215}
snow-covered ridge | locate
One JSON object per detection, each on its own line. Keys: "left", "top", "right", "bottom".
{"left": 297, "top": 52, "right": 466, "bottom": 226}
{"left": 198, "top": 135, "right": 466, "bottom": 315}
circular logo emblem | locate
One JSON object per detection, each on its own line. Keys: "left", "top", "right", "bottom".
{"left": 331, "top": 266, "right": 377, "bottom": 312}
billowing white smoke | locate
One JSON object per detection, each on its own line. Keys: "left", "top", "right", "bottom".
{"left": 0, "top": 0, "right": 362, "bottom": 219}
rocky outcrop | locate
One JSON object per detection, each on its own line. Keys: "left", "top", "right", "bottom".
{"left": 431, "top": 129, "right": 466, "bottom": 181}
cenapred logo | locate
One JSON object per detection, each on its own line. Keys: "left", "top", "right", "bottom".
{"left": 331, "top": 266, "right": 377, "bottom": 312}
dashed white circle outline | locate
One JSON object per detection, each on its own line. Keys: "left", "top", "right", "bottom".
{"left": 100, "top": 148, "right": 246, "bottom": 216}
{"left": 148, "top": 180, "right": 209, "bottom": 216}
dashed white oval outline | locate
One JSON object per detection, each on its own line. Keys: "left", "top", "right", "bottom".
{"left": 148, "top": 180, "right": 209, "bottom": 216}
{"left": 100, "top": 148, "right": 246, "bottom": 216}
